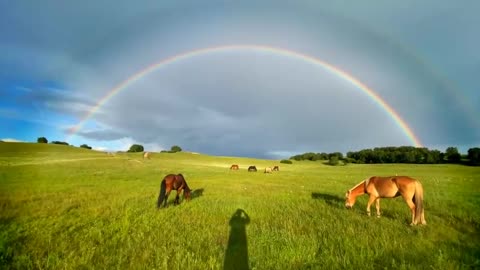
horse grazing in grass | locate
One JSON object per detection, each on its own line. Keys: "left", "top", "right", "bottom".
{"left": 230, "top": 164, "right": 239, "bottom": 170}
{"left": 345, "top": 176, "right": 426, "bottom": 225}
{"left": 157, "top": 174, "right": 191, "bottom": 208}
{"left": 272, "top": 166, "right": 279, "bottom": 171}
{"left": 248, "top": 166, "right": 257, "bottom": 172}
{"left": 143, "top": 152, "right": 150, "bottom": 159}
{"left": 264, "top": 167, "right": 272, "bottom": 173}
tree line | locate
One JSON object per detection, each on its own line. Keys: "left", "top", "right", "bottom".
{"left": 36, "top": 137, "right": 182, "bottom": 154}
{"left": 35, "top": 136, "right": 479, "bottom": 165}
{"left": 290, "top": 146, "right": 480, "bottom": 166}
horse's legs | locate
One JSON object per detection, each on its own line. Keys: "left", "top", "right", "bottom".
{"left": 164, "top": 189, "right": 171, "bottom": 207}
{"left": 174, "top": 188, "right": 183, "bottom": 205}
{"left": 375, "top": 198, "right": 381, "bottom": 218}
{"left": 366, "top": 195, "right": 377, "bottom": 216}
{"left": 401, "top": 193, "right": 416, "bottom": 225}
{"left": 421, "top": 209, "right": 427, "bottom": 225}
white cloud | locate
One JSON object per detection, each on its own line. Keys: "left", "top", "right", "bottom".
{"left": 1, "top": 138, "right": 24, "bottom": 142}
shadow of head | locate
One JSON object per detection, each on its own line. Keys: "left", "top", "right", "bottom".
{"left": 311, "top": 192, "right": 344, "bottom": 208}
{"left": 191, "top": 188, "right": 204, "bottom": 199}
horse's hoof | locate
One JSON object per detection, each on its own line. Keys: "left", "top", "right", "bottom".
{"left": 376, "top": 215, "right": 380, "bottom": 218}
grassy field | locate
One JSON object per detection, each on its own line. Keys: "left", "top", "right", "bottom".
{"left": 1, "top": 142, "right": 479, "bottom": 269}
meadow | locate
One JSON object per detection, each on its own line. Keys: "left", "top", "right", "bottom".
{"left": 0, "top": 142, "right": 479, "bottom": 269}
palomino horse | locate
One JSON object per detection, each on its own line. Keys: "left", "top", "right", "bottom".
{"left": 248, "top": 166, "right": 257, "bottom": 172}
{"left": 264, "top": 167, "right": 272, "bottom": 173}
{"left": 345, "top": 176, "right": 426, "bottom": 225}
{"left": 157, "top": 174, "right": 191, "bottom": 208}
{"left": 143, "top": 152, "right": 150, "bottom": 159}
{"left": 230, "top": 164, "right": 239, "bottom": 170}
{"left": 272, "top": 166, "right": 279, "bottom": 171}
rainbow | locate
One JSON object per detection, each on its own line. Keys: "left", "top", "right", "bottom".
{"left": 67, "top": 44, "right": 422, "bottom": 147}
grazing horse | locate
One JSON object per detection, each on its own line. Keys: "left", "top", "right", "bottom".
{"left": 264, "top": 167, "right": 272, "bottom": 173}
{"left": 345, "top": 176, "right": 426, "bottom": 225}
{"left": 157, "top": 174, "right": 191, "bottom": 208}
{"left": 230, "top": 164, "right": 239, "bottom": 170}
{"left": 248, "top": 166, "right": 257, "bottom": 172}
{"left": 143, "top": 152, "right": 150, "bottom": 159}
{"left": 272, "top": 166, "right": 279, "bottom": 171}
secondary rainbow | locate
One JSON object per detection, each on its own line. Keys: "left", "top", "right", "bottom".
{"left": 67, "top": 44, "right": 422, "bottom": 147}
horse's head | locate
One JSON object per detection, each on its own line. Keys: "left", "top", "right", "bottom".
{"left": 345, "top": 190, "right": 355, "bottom": 209}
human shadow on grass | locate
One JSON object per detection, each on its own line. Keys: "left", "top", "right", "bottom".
{"left": 224, "top": 209, "right": 250, "bottom": 270}
{"left": 311, "top": 192, "right": 344, "bottom": 208}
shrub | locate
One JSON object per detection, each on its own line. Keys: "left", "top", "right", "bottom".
{"left": 280, "top": 159, "right": 293, "bottom": 164}
{"left": 37, "top": 137, "right": 48, "bottom": 143}
{"left": 51, "top": 141, "right": 69, "bottom": 146}
{"left": 328, "top": 156, "right": 339, "bottom": 166}
{"left": 80, "top": 144, "right": 92, "bottom": 150}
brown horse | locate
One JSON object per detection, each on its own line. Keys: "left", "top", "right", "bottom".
{"left": 230, "top": 164, "right": 239, "bottom": 170}
{"left": 248, "top": 166, "right": 257, "bottom": 172}
{"left": 345, "top": 176, "right": 426, "bottom": 225}
{"left": 272, "top": 166, "right": 279, "bottom": 171}
{"left": 157, "top": 174, "right": 191, "bottom": 208}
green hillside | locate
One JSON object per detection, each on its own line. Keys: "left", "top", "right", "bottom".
{"left": 1, "top": 142, "right": 479, "bottom": 269}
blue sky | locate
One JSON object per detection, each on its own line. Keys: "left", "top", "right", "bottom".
{"left": 1, "top": 1, "right": 479, "bottom": 158}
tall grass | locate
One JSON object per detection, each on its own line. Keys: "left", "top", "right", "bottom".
{"left": 0, "top": 143, "right": 479, "bottom": 269}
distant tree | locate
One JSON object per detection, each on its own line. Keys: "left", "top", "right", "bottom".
{"left": 170, "top": 145, "right": 182, "bottom": 153}
{"left": 80, "top": 144, "right": 92, "bottom": 150}
{"left": 51, "top": 141, "right": 69, "bottom": 146}
{"left": 280, "top": 159, "right": 293, "bottom": 164}
{"left": 328, "top": 155, "right": 339, "bottom": 166}
{"left": 445, "top": 147, "right": 461, "bottom": 163}
{"left": 467, "top": 147, "right": 480, "bottom": 165}
{"left": 37, "top": 137, "right": 48, "bottom": 143}
{"left": 128, "top": 144, "right": 144, "bottom": 153}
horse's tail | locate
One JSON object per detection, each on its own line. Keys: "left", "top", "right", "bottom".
{"left": 157, "top": 179, "right": 166, "bottom": 208}
{"left": 414, "top": 180, "right": 426, "bottom": 224}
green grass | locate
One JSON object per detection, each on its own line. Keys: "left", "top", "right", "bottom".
{"left": 1, "top": 142, "right": 479, "bottom": 269}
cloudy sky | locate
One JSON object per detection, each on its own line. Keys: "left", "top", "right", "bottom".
{"left": 1, "top": 1, "right": 479, "bottom": 158}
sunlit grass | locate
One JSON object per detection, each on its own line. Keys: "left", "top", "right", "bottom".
{"left": 1, "top": 142, "right": 479, "bottom": 269}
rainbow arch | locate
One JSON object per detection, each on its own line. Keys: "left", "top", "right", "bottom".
{"left": 67, "top": 44, "right": 422, "bottom": 147}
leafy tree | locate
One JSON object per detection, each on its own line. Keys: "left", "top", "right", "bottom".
{"left": 170, "top": 145, "right": 182, "bottom": 153}
{"left": 280, "top": 159, "right": 292, "bottom": 164}
{"left": 37, "top": 137, "right": 48, "bottom": 143}
{"left": 328, "top": 155, "right": 339, "bottom": 166}
{"left": 445, "top": 147, "right": 461, "bottom": 163}
{"left": 80, "top": 144, "right": 92, "bottom": 150}
{"left": 128, "top": 144, "right": 144, "bottom": 153}
{"left": 467, "top": 147, "right": 480, "bottom": 165}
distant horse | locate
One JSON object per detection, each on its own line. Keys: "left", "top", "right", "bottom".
{"left": 248, "top": 166, "right": 257, "bottom": 172}
{"left": 345, "top": 176, "right": 426, "bottom": 225}
{"left": 272, "top": 166, "right": 279, "bottom": 171}
{"left": 143, "top": 152, "right": 150, "bottom": 159}
{"left": 230, "top": 164, "right": 239, "bottom": 170}
{"left": 264, "top": 167, "right": 272, "bottom": 173}
{"left": 157, "top": 174, "right": 191, "bottom": 208}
